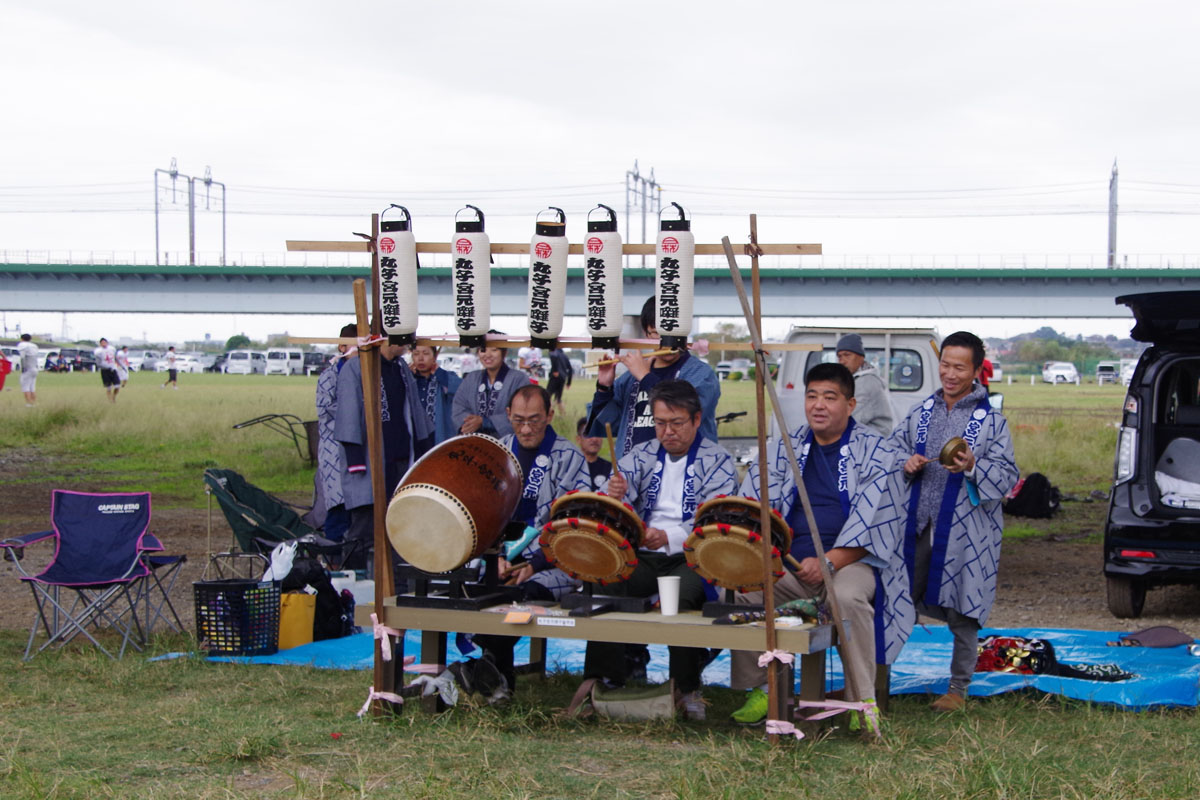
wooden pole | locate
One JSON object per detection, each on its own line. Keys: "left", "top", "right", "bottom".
{"left": 357, "top": 214, "right": 398, "bottom": 717}
{"left": 719, "top": 236, "right": 864, "bottom": 706}
{"left": 748, "top": 215, "right": 782, "bottom": 743}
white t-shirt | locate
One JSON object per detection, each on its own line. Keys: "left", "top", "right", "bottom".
{"left": 116, "top": 350, "right": 130, "bottom": 369}
{"left": 94, "top": 345, "right": 118, "bottom": 371}
{"left": 17, "top": 340, "right": 39, "bottom": 373}
{"left": 645, "top": 454, "right": 690, "bottom": 555}
{"left": 518, "top": 346, "right": 542, "bottom": 368}
{"left": 167, "top": 351, "right": 178, "bottom": 368}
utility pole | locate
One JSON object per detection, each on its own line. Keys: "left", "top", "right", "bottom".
{"left": 154, "top": 160, "right": 226, "bottom": 266}
{"left": 1107, "top": 159, "right": 1118, "bottom": 269}
{"left": 625, "top": 160, "right": 662, "bottom": 267}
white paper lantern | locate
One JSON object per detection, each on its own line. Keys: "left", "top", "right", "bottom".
{"left": 452, "top": 204, "right": 492, "bottom": 347}
{"left": 527, "top": 207, "right": 568, "bottom": 350}
{"left": 379, "top": 204, "right": 418, "bottom": 345}
{"left": 584, "top": 204, "right": 623, "bottom": 350}
{"left": 655, "top": 202, "right": 695, "bottom": 349}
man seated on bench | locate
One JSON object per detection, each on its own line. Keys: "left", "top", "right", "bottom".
{"left": 585, "top": 379, "right": 739, "bottom": 720}
{"left": 729, "top": 362, "right": 913, "bottom": 725}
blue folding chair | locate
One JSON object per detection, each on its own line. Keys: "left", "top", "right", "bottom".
{"left": 1, "top": 491, "right": 159, "bottom": 660}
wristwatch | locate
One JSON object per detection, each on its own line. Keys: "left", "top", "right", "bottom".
{"left": 824, "top": 558, "right": 837, "bottom": 576}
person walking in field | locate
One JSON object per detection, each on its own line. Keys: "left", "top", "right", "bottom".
{"left": 93, "top": 337, "right": 121, "bottom": 403}
{"left": 116, "top": 346, "right": 131, "bottom": 387}
{"left": 17, "top": 334, "right": 38, "bottom": 406}
{"left": 162, "top": 347, "right": 179, "bottom": 390}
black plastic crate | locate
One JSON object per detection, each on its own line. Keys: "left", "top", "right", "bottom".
{"left": 194, "top": 579, "right": 280, "bottom": 656}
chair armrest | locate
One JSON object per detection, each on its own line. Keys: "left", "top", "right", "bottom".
{"left": 141, "top": 532, "right": 166, "bottom": 553}
{"left": 1, "top": 529, "right": 55, "bottom": 549}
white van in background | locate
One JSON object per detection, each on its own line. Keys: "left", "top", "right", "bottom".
{"left": 773, "top": 327, "right": 942, "bottom": 435}
{"left": 265, "top": 349, "right": 303, "bottom": 375}
{"left": 226, "top": 350, "right": 266, "bottom": 375}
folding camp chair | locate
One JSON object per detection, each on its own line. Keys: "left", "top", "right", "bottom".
{"left": 137, "top": 549, "right": 188, "bottom": 635}
{"left": 0, "top": 491, "right": 158, "bottom": 660}
{"left": 203, "top": 468, "right": 348, "bottom": 579}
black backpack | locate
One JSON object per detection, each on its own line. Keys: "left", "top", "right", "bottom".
{"left": 1003, "top": 472, "right": 1061, "bottom": 519}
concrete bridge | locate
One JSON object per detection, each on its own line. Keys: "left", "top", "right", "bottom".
{"left": 2, "top": 262, "right": 1196, "bottom": 318}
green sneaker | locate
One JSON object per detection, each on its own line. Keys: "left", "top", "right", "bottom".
{"left": 730, "top": 688, "right": 768, "bottom": 724}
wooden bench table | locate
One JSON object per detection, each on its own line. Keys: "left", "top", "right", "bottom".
{"left": 363, "top": 601, "right": 834, "bottom": 713}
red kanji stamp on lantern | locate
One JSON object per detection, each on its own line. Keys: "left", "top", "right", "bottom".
{"left": 661, "top": 236, "right": 679, "bottom": 254}
{"left": 534, "top": 242, "right": 552, "bottom": 258}
{"left": 379, "top": 237, "right": 396, "bottom": 254}
{"left": 455, "top": 238, "right": 473, "bottom": 255}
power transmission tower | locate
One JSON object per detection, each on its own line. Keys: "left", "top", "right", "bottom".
{"left": 154, "top": 160, "right": 227, "bottom": 266}
{"left": 625, "top": 160, "right": 662, "bottom": 267}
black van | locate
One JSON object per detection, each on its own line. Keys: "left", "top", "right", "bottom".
{"left": 1105, "top": 291, "right": 1200, "bottom": 617}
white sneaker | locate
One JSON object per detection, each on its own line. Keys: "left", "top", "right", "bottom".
{"left": 682, "top": 690, "right": 707, "bottom": 721}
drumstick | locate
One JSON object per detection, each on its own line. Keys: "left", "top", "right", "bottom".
{"left": 785, "top": 553, "right": 804, "bottom": 572}
{"left": 604, "top": 423, "right": 622, "bottom": 491}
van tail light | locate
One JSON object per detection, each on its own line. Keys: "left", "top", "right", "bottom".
{"left": 1118, "top": 549, "right": 1156, "bottom": 559}
{"left": 1124, "top": 396, "right": 1139, "bottom": 414}
{"left": 1114, "top": 426, "right": 1137, "bottom": 484}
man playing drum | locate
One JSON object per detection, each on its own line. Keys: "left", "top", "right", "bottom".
{"left": 473, "top": 384, "right": 591, "bottom": 692}
{"left": 729, "top": 362, "right": 913, "bottom": 725}
{"left": 585, "top": 379, "right": 738, "bottom": 720}
{"left": 888, "top": 331, "right": 1017, "bottom": 712}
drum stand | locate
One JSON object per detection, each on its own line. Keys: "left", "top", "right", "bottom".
{"left": 560, "top": 582, "right": 653, "bottom": 618}
{"left": 391, "top": 554, "right": 524, "bottom": 611}
{"left": 702, "top": 589, "right": 764, "bottom": 619}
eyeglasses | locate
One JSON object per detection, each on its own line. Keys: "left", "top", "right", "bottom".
{"left": 511, "top": 416, "right": 547, "bottom": 430}
{"left": 652, "top": 417, "right": 693, "bottom": 432}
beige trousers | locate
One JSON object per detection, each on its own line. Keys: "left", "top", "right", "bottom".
{"left": 730, "top": 562, "right": 878, "bottom": 702}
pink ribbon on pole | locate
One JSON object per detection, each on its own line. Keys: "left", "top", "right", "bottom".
{"left": 757, "top": 649, "right": 795, "bottom": 668}
{"left": 794, "top": 698, "right": 881, "bottom": 736}
{"left": 371, "top": 613, "right": 403, "bottom": 662}
{"left": 356, "top": 334, "right": 387, "bottom": 351}
{"left": 357, "top": 686, "right": 406, "bottom": 718}
{"left": 765, "top": 719, "right": 805, "bottom": 740}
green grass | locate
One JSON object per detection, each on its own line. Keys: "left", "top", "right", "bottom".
{"left": 0, "top": 630, "right": 1197, "bottom": 799}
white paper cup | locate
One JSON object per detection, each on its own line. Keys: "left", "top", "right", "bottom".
{"left": 657, "top": 576, "right": 681, "bottom": 616}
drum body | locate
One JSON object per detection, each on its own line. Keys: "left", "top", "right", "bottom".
{"left": 386, "top": 434, "right": 523, "bottom": 573}
{"left": 540, "top": 491, "right": 644, "bottom": 585}
{"left": 684, "top": 496, "right": 793, "bottom": 592}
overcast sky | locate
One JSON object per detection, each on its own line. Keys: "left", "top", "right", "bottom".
{"left": 3, "top": 1, "right": 1199, "bottom": 342}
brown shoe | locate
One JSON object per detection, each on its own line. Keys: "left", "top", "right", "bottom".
{"left": 930, "top": 693, "right": 966, "bottom": 712}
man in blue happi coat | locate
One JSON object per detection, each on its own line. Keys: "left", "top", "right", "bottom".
{"left": 889, "top": 331, "right": 1018, "bottom": 712}
{"left": 585, "top": 297, "right": 721, "bottom": 457}
{"left": 585, "top": 379, "right": 738, "bottom": 719}
{"left": 410, "top": 344, "right": 462, "bottom": 445}
{"left": 729, "top": 362, "right": 913, "bottom": 724}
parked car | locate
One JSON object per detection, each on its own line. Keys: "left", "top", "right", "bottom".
{"left": 304, "top": 351, "right": 331, "bottom": 376}
{"left": 207, "top": 353, "right": 229, "bottom": 373}
{"left": 1041, "top": 361, "right": 1079, "bottom": 384}
{"left": 1, "top": 346, "right": 20, "bottom": 370}
{"left": 1096, "top": 361, "right": 1120, "bottom": 385}
{"left": 126, "top": 349, "right": 162, "bottom": 372}
{"left": 57, "top": 347, "right": 96, "bottom": 372}
{"left": 156, "top": 354, "right": 203, "bottom": 374}
{"left": 225, "top": 350, "right": 267, "bottom": 375}
{"left": 265, "top": 348, "right": 304, "bottom": 376}
{"left": 1105, "top": 291, "right": 1200, "bottom": 617}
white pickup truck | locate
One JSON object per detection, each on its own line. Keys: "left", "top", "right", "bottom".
{"left": 773, "top": 327, "right": 943, "bottom": 435}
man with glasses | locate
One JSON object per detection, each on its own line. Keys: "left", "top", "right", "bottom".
{"left": 473, "top": 384, "right": 591, "bottom": 692}
{"left": 584, "top": 379, "right": 738, "bottom": 719}
{"left": 728, "top": 362, "right": 912, "bottom": 725}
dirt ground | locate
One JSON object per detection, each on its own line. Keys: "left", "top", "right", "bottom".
{"left": 5, "top": 446, "right": 1200, "bottom": 639}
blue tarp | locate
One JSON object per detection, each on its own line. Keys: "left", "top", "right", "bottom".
{"left": 201, "top": 625, "right": 1200, "bottom": 710}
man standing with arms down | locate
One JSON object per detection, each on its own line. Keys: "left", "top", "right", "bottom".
{"left": 93, "top": 338, "right": 120, "bottom": 403}
{"left": 836, "top": 333, "right": 893, "bottom": 435}
{"left": 17, "top": 334, "right": 38, "bottom": 407}
{"left": 729, "top": 363, "right": 912, "bottom": 724}
{"left": 889, "top": 331, "right": 1017, "bottom": 711}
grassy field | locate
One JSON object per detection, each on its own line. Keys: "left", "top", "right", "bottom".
{"left": 0, "top": 370, "right": 1184, "bottom": 799}
{"left": 0, "top": 370, "right": 1125, "bottom": 505}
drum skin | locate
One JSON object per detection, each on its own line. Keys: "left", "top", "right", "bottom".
{"left": 386, "top": 433, "right": 523, "bottom": 573}
{"left": 540, "top": 491, "right": 644, "bottom": 584}
{"left": 685, "top": 495, "right": 793, "bottom": 592}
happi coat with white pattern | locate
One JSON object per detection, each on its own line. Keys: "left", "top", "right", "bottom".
{"left": 888, "top": 385, "right": 1018, "bottom": 627}
{"left": 739, "top": 421, "right": 914, "bottom": 665}
{"left": 500, "top": 431, "right": 592, "bottom": 598}
{"left": 606, "top": 437, "right": 739, "bottom": 532}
